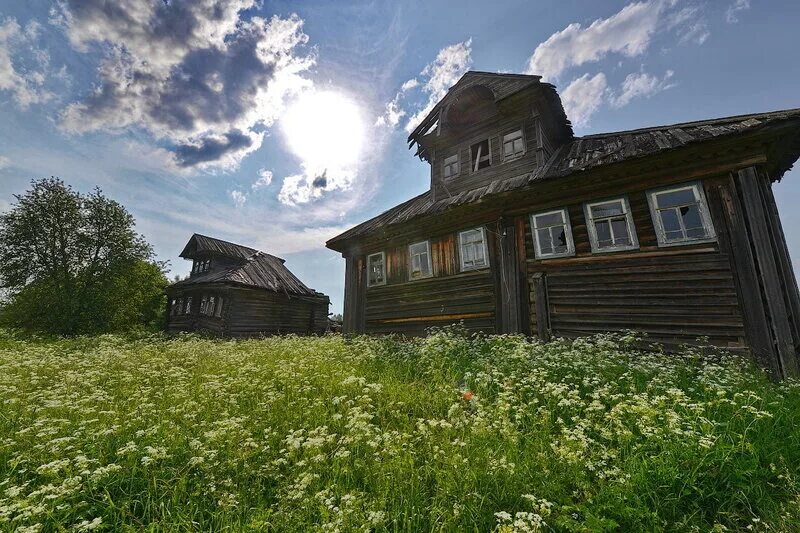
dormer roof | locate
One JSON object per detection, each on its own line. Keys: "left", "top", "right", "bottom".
{"left": 406, "top": 71, "right": 573, "bottom": 159}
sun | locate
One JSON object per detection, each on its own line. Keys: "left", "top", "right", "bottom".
{"left": 280, "top": 90, "right": 366, "bottom": 173}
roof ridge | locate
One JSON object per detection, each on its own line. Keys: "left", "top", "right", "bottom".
{"left": 579, "top": 108, "right": 800, "bottom": 139}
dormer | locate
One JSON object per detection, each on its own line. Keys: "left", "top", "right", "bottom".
{"left": 179, "top": 233, "right": 260, "bottom": 278}
{"left": 407, "top": 71, "right": 573, "bottom": 201}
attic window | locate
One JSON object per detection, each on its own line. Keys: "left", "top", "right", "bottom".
{"left": 367, "top": 252, "right": 386, "bottom": 287}
{"left": 502, "top": 129, "right": 525, "bottom": 161}
{"left": 470, "top": 139, "right": 491, "bottom": 172}
{"left": 442, "top": 154, "right": 459, "bottom": 179}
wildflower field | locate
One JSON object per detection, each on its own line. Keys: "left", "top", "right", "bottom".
{"left": 1, "top": 329, "right": 799, "bottom": 532}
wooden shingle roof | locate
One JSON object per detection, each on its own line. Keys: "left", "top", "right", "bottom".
{"left": 173, "top": 234, "right": 318, "bottom": 296}
{"left": 328, "top": 108, "right": 800, "bottom": 251}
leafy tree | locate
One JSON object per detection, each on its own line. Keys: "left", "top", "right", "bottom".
{"left": 0, "top": 178, "right": 168, "bottom": 335}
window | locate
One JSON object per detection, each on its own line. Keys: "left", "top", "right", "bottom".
{"left": 530, "top": 209, "right": 575, "bottom": 258}
{"left": 184, "top": 296, "right": 193, "bottom": 315}
{"left": 647, "top": 182, "right": 716, "bottom": 246}
{"left": 367, "top": 252, "right": 386, "bottom": 287}
{"left": 584, "top": 197, "right": 639, "bottom": 252}
{"left": 207, "top": 296, "right": 216, "bottom": 316}
{"left": 408, "top": 241, "right": 432, "bottom": 280}
{"left": 215, "top": 297, "right": 224, "bottom": 317}
{"left": 170, "top": 299, "right": 178, "bottom": 316}
{"left": 200, "top": 295, "right": 208, "bottom": 315}
{"left": 442, "top": 153, "right": 460, "bottom": 179}
{"left": 502, "top": 129, "right": 524, "bottom": 161}
{"left": 459, "top": 227, "right": 489, "bottom": 271}
{"left": 470, "top": 139, "right": 491, "bottom": 172}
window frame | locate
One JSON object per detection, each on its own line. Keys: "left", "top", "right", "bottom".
{"left": 469, "top": 138, "right": 492, "bottom": 173}
{"left": 408, "top": 240, "right": 433, "bottom": 281}
{"left": 441, "top": 153, "right": 460, "bottom": 180}
{"left": 501, "top": 128, "right": 525, "bottom": 162}
{"left": 458, "top": 227, "right": 490, "bottom": 272}
{"left": 366, "top": 251, "right": 387, "bottom": 287}
{"left": 215, "top": 296, "right": 224, "bottom": 318}
{"left": 646, "top": 181, "right": 717, "bottom": 247}
{"left": 530, "top": 208, "right": 575, "bottom": 259}
{"left": 184, "top": 296, "right": 193, "bottom": 315}
{"left": 583, "top": 196, "right": 640, "bottom": 253}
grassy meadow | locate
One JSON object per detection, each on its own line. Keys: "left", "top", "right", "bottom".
{"left": 0, "top": 327, "right": 799, "bottom": 532}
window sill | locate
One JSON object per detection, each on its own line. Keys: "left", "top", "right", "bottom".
{"left": 655, "top": 236, "right": 718, "bottom": 248}
{"left": 589, "top": 244, "right": 640, "bottom": 254}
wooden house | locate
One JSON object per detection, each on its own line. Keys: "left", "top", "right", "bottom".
{"left": 166, "top": 234, "right": 329, "bottom": 336}
{"left": 326, "top": 71, "right": 800, "bottom": 379}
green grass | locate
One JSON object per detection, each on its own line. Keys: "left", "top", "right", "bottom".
{"left": 0, "top": 327, "right": 798, "bottom": 532}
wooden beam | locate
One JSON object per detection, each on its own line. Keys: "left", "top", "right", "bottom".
{"left": 705, "top": 178, "right": 777, "bottom": 373}
{"left": 531, "top": 272, "right": 550, "bottom": 341}
{"left": 736, "top": 167, "right": 799, "bottom": 377}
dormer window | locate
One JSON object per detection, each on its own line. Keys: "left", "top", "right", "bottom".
{"left": 470, "top": 139, "right": 491, "bottom": 172}
{"left": 502, "top": 129, "right": 525, "bottom": 161}
{"left": 442, "top": 154, "right": 460, "bottom": 179}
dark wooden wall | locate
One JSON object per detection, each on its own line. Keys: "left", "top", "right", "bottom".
{"left": 168, "top": 286, "right": 329, "bottom": 337}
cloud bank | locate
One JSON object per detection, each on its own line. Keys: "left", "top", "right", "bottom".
{"left": 55, "top": 1, "right": 314, "bottom": 170}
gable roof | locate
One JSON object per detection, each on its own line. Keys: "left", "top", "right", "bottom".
{"left": 173, "top": 234, "right": 319, "bottom": 296}
{"left": 179, "top": 233, "right": 262, "bottom": 261}
{"left": 328, "top": 108, "right": 800, "bottom": 251}
{"left": 407, "top": 71, "right": 573, "bottom": 159}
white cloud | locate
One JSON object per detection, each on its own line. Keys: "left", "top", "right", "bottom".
{"left": 252, "top": 168, "right": 273, "bottom": 190}
{"left": 0, "top": 155, "right": 10, "bottom": 169}
{"left": 561, "top": 73, "right": 608, "bottom": 127}
{"left": 0, "top": 18, "right": 55, "bottom": 108}
{"left": 400, "top": 78, "right": 419, "bottom": 91}
{"left": 404, "top": 39, "right": 472, "bottom": 133}
{"left": 525, "top": 1, "right": 708, "bottom": 80}
{"left": 55, "top": 1, "right": 315, "bottom": 170}
{"left": 611, "top": 69, "right": 675, "bottom": 107}
{"left": 229, "top": 190, "right": 247, "bottom": 207}
{"left": 726, "top": 0, "right": 750, "bottom": 23}
{"left": 375, "top": 95, "right": 405, "bottom": 128}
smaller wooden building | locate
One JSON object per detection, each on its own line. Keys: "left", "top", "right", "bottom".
{"left": 166, "top": 234, "right": 329, "bottom": 336}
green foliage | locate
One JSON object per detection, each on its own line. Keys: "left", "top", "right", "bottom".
{"left": 0, "top": 330, "right": 798, "bottom": 531}
{"left": 0, "top": 178, "right": 167, "bottom": 334}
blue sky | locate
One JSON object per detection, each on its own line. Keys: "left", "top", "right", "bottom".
{"left": 0, "top": 0, "right": 798, "bottom": 314}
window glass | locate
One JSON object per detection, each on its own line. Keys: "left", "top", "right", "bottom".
{"left": 208, "top": 296, "right": 215, "bottom": 316}
{"left": 184, "top": 297, "right": 193, "bottom": 315}
{"left": 409, "top": 241, "right": 432, "bottom": 280}
{"left": 442, "top": 154, "right": 459, "bottom": 179}
{"left": 585, "top": 198, "right": 637, "bottom": 252}
{"left": 649, "top": 184, "right": 715, "bottom": 245}
{"left": 367, "top": 253, "right": 386, "bottom": 286}
{"left": 531, "top": 209, "right": 573, "bottom": 258}
{"left": 216, "top": 297, "right": 224, "bottom": 317}
{"left": 459, "top": 228, "right": 488, "bottom": 270}
{"left": 502, "top": 130, "right": 524, "bottom": 160}
{"left": 470, "top": 139, "right": 491, "bottom": 172}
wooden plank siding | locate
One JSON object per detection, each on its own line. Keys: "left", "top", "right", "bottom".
{"left": 227, "top": 288, "right": 329, "bottom": 337}
{"left": 524, "top": 178, "right": 746, "bottom": 350}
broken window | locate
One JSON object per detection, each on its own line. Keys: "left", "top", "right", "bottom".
{"left": 502, "top": 129, "right": 525, "bottom": 161}
{"left": 442, "top": 153, "right": 459, "bottom": 179}
{"left": 408, "top": 241, "right": 432, "bottom": 280}
{"left": 470, "top": 139, "right": 491, "bottom": 172}
{"left": 648, "top": 182, "right": 716, "bottom": 246}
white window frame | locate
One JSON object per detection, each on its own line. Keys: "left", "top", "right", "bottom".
{"left": 408, "top": 240, "right": 433, "bottom": 280}
{"left": 442, "top": 153, "right": 460, "bottom": 180}
{"left": 200, "top": 294, "right": 208, "bottom": 315}
{"left": 646, "top": 181, "right": 717, "bottom": 247}
{"left": 367, "top": 252, "right": 386, "bottom": 287}
{"left": 502, "top": 129, "right": 525, "bottom": 162}
{"left": 470, "top": 139, "right": 492, "bottom": 173}
{"left": 215, "top": 296, "right": 224, "bottom": 317}
{"left": 184, "top": 296, "right": 193, "bottom": 315}
{"left": 583, "top": 196, "right": 639, "bottom": 253}
{"left": 458, "top": 227, "right": 489, "bottom": 271}
{"left": 530, "top": 208, "right": 575, "bottom": 259}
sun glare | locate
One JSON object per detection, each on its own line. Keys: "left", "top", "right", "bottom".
{"left": 280, "top": 90, "right": 366, "bottom": 173}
